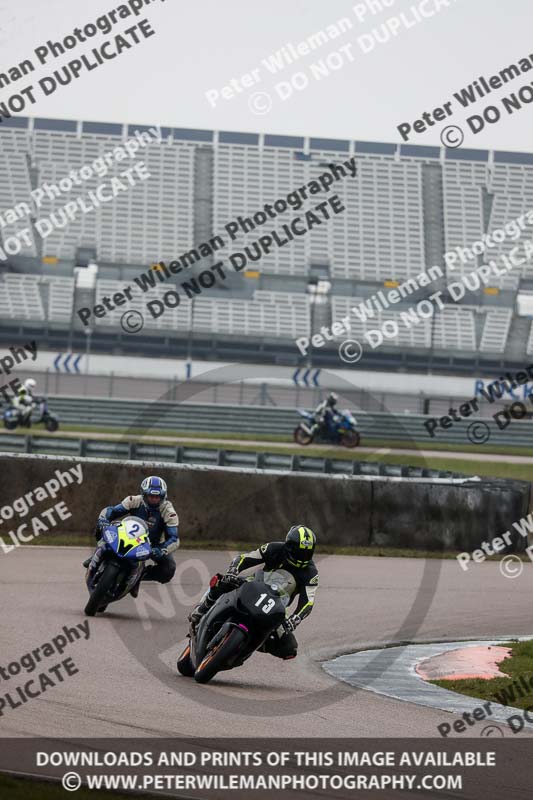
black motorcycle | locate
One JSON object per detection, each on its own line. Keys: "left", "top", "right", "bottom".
{"left": 177, "top": 569, "right": 296, "bottom": 684}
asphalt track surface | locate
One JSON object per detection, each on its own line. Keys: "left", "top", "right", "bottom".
{"left": 1, "top": 428, "right": 531, "bottom": 464}
{"left": 2, "top": 547, "right": 533, "bottom": 739}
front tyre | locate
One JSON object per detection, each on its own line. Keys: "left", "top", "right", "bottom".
{"left": 293, "top": 425, "right": 313, "bottom": 446}
{"left": 4, "top": 419, "right": 17, "bottom": 430}
{"left": 84, "top": 563, "right": 120, "bottom": 616}
{"left": 342, "top": 430, "right": 361, "bottom": 448}
{"left": 177, "top": 643, "right": 195, "bottom": 677}
{"left": 194, "top": 627, "right": 247, "bottom": 684}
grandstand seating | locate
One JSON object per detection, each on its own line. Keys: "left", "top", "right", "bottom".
{"left": 193, "top": 296, "right": 309, "bottom": 339}
{"left": 442, "top": 180, "right": 484, "bottom": 259}
{"left": 479, "top": 308, "right": 513, "bottom": 354}
{"left": 32, "top": 130, "right": 196, "bottom": 264}
{"left": 527, "top": 322, "right": 533, "bottom": 356}
{"left": 331, "top": 296, "right": 432, "bottom": 350}
{"left": 0, "top": 128, "right": 37, "bottom": 258}
{"left": 433, "top": 306, "right": 477, "bottom": 352}
{"left": 89, "top": 280, "right": 310, "bottom": 339}
{"left": 0, "top": 117, "right": 532, "bottom": 361}
{"left": 0, "top": 274, "right": 44, "bottom": 320}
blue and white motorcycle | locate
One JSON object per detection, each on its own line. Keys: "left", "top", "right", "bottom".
{"left": 293, "top": 408, "right": 361, "bottom": 448}
{"left": 3, "top": 397, "right": 59, "bottom": 432}
{"left": 84, "top": 516, "right": 153, "bottom": 616}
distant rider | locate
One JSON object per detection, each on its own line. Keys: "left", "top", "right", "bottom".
{"left": 84, "top": 476, "right": 179, "bottom": 592}
{"left": 189, "top": 525, "right": 319, "bottom": 660}
{"left": 12, "top": 378, "right": 37, "bottom": 425}
{"left": 312, "top": 392, "right": 339, "bottom": 436}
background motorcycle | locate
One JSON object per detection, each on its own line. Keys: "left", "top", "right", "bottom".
{"left": 3, "top": 397, "right": 59, "bottom": 432}
{"left": 177, "top": 568, "right": 297, "bottom": 684}
{"left": 293, "top": 408, "right": 361, "bottom": 447}
{"left": 84, "top": 516, "right": 153, "bottom": 616}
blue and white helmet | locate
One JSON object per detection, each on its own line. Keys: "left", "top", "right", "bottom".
{"left": 140, "top": 475, "right": 167, "bottom": 508}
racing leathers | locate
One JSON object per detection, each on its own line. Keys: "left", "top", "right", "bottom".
{"left": 191, "top": 542, "right": 319, "bottom": 659}
{"left": 12, "top": 385, "right": 35, "bottom": 424}
{"left": 312, "top": 398, "right": 338, "bottom": 436}
{"left": 95, "top": 494, "right": 179, "bottom": 583}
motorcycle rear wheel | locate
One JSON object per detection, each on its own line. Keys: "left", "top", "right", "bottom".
{"left": 45, "top": 417, "right": 59, "bottom": 432}
{"left": 194, "top": 627, "right": 247, "bottom": 684}
{"left": 293, "top": 425, "right": 313, "bottom": 445}
{"left": 85, "top": 563, "right": 120, "bottom": 616}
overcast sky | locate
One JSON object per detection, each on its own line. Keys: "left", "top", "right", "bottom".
{"left": 1, "top": 0, "right": 533, "bottom": 152}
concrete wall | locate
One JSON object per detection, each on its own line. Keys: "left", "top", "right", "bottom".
{"left": 0, "top": 454, "right": 530, "bottom": 553}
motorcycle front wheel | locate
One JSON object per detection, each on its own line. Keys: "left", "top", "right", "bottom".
{"left": 194, "top": 626, "right": 247, "bottom": 684}
{"left": 3, "top": 419, "right": 17, "bottom": 430}
{"left": 84, "top": 562, "right": 120, "bottom": 616}
{"left": 177, "top": 642, "right": 195, "bottom": 677}
{"left": 293, "top": 425, "right": 313, "bottom": 445}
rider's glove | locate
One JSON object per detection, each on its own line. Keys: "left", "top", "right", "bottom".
{"left": 96, "top": 517, "right": 108, "bottom": 533}
{"left": 282, "top": 614, "right": 302, "bottom": 634}
{"left": 152, "top": 547, "right": 168, "bottom": 561}
{"left": 221, "top": 569, "right": 241, "bottom": 587}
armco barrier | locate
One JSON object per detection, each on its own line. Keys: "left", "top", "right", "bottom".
{"left": 39, "top": 396, "right": 533, "bottom": 448}
{"left": 0, "top": 432, "right": 471, "bottom": 478}
{"left": 0, "top": 454, "right": 530, "bottom": 553}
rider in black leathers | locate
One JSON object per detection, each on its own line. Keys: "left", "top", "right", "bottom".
{"left": 189, "top": 525, "right": 319, "bottom": 659}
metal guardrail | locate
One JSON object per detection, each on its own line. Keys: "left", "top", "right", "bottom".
{"left": 24, "top": 395, "right": 533, "bottom": 449}
{"left": 0, "top": 433, "right": 473, "bottom": 479}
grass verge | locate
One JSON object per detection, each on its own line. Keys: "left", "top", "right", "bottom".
{"left": 430, "top": 639, "right": 533, "bottom": 710}
{"left": 4, "top": 425, "right": 533, "bottom": 481}
{"left": 53, "top": 422, "right": 533, "bottom": 458}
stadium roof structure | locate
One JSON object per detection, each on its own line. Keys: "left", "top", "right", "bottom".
{"left": 2, "top": 115, "right": 533, "bottom": 165}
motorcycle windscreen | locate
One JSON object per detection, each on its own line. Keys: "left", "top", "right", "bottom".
{"left": 105, "top": 517, "right": 151, "bottom": 560}
{"left": 254, "top": 569, "right": 297, "bottom": 609}
{"left": 340, "top": 410, "right": 356, "bottom": 424}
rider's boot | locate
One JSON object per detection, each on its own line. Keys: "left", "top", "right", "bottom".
{"left": 82, "top": 557, "right": 91, "bottom": 568}
{"left": 189, "top": 590, "right": 217, "bottom": 630}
